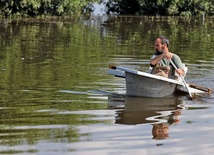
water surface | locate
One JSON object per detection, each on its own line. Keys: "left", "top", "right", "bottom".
{"left": 0, "top": 16, "right": 214, "bottom": 155}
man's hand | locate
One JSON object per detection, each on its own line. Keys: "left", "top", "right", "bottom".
{"left": 163, "top": 52, "right": 173, "bottom": 60}
{"left": 175, "top": 68, "right": 185, "bottom": 76}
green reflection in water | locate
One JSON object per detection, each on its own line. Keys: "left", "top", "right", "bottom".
{"left": 0, "top": 20, "right": 114, "bottom": 149}
{"left": 102, "top": 16, "right": 214, "bottom": 62}
{"left": 0, "top": 16, "right": 213, "bottom": 153}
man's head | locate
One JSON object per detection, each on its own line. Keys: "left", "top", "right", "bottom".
{"left": 155, "top": 36, "right": 169, "bottom": 53}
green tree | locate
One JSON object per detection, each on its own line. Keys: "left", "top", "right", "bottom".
{"left": 0, "top": 0, "right": 100, "bottom": 17}
{"left": 106, "top": 0, "right": 214, "bottom": 16}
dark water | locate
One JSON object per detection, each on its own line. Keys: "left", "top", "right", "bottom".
{"left": 0, "top": 16, "right": 214, "bottom": 155}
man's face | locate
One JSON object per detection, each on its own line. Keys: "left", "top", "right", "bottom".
{"left": 155, "top": 38, "right": 164, "bottom": 52}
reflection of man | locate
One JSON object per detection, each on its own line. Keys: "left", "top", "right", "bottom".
{"left": 152, "top": 111, "right": 181, "bottom": 140}
{"left": 152, "top": 123, "right": 169, "bottom": 140}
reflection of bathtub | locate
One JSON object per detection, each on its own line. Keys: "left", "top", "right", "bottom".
{"left": 108, "top": 96, "right": 182, "bottom": 125}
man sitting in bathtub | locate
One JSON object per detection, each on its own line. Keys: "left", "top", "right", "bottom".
{"left": 149, "top": 36, "right": 186, "bottom": 79}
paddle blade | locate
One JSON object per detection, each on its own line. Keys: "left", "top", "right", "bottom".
{"left": 109, "top": 64, "right": 117, "bottom": 69}
{"left": 188, "top": 83, "right": 212, "bottom": 94}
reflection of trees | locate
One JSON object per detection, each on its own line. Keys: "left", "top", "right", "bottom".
{"left": 0, "top": 106, "right": 80, "bottom": 146}
{"left": 0, "top": 20, "right": 115, "bottom": 147}
{"left": 0, "top": 92, "right": 108, "bottom": 147}
{"left": 101, "top": 16, "right": 214, "bottom": 62}
{"left": 0, "top": 20, "right": 117, "bottom": 91}
{"left": 0, "top": 15, "right": 213, "bottom": 147}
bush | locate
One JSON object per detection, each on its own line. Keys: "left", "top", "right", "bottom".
{"left": 106, "top": 0, "right": 214, "bottom": 16}
{"left": 0, "top": 0, "right": 100, "bottom": 17}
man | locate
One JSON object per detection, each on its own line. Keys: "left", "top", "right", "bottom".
{"left": 150, "top": 36, "right": 185, "bottom": 78}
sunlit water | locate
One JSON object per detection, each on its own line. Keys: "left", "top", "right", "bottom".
{"left": 0, "top": 16, "right": 214, "bottom": 155}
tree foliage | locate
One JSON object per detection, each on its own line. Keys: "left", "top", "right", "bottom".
{"left": 106, "top": 0, "right": 214, "bottom": 16}
{"left": 0, "top": 0, "right": 99, "bottom": 17}
{"left": 0, "top": 0, "right": 213, "bottom": 17}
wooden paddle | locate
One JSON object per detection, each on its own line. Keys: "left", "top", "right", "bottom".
{"left": 169, "top": 60, "right": 195, "bottom": 100}
{"left": 188, "top": 83, "right": 212, "bottom": 94}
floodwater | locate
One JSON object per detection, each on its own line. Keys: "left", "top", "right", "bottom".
{"left": 0, "top": 16, "right": 214, "bottom": 155}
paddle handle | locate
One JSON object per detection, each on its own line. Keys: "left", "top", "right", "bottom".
{"left": 169, "top": 60, "right": 193, "bottom": 99}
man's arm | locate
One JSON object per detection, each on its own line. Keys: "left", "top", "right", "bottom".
{"left": 172, "top": 54, "right": 185, "bottom": 76}
{"left": 150, "top": 52, "right": 173, "bottom": 66}
{"left": 150, "top": 53, "right": 165, "bottom": 66}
